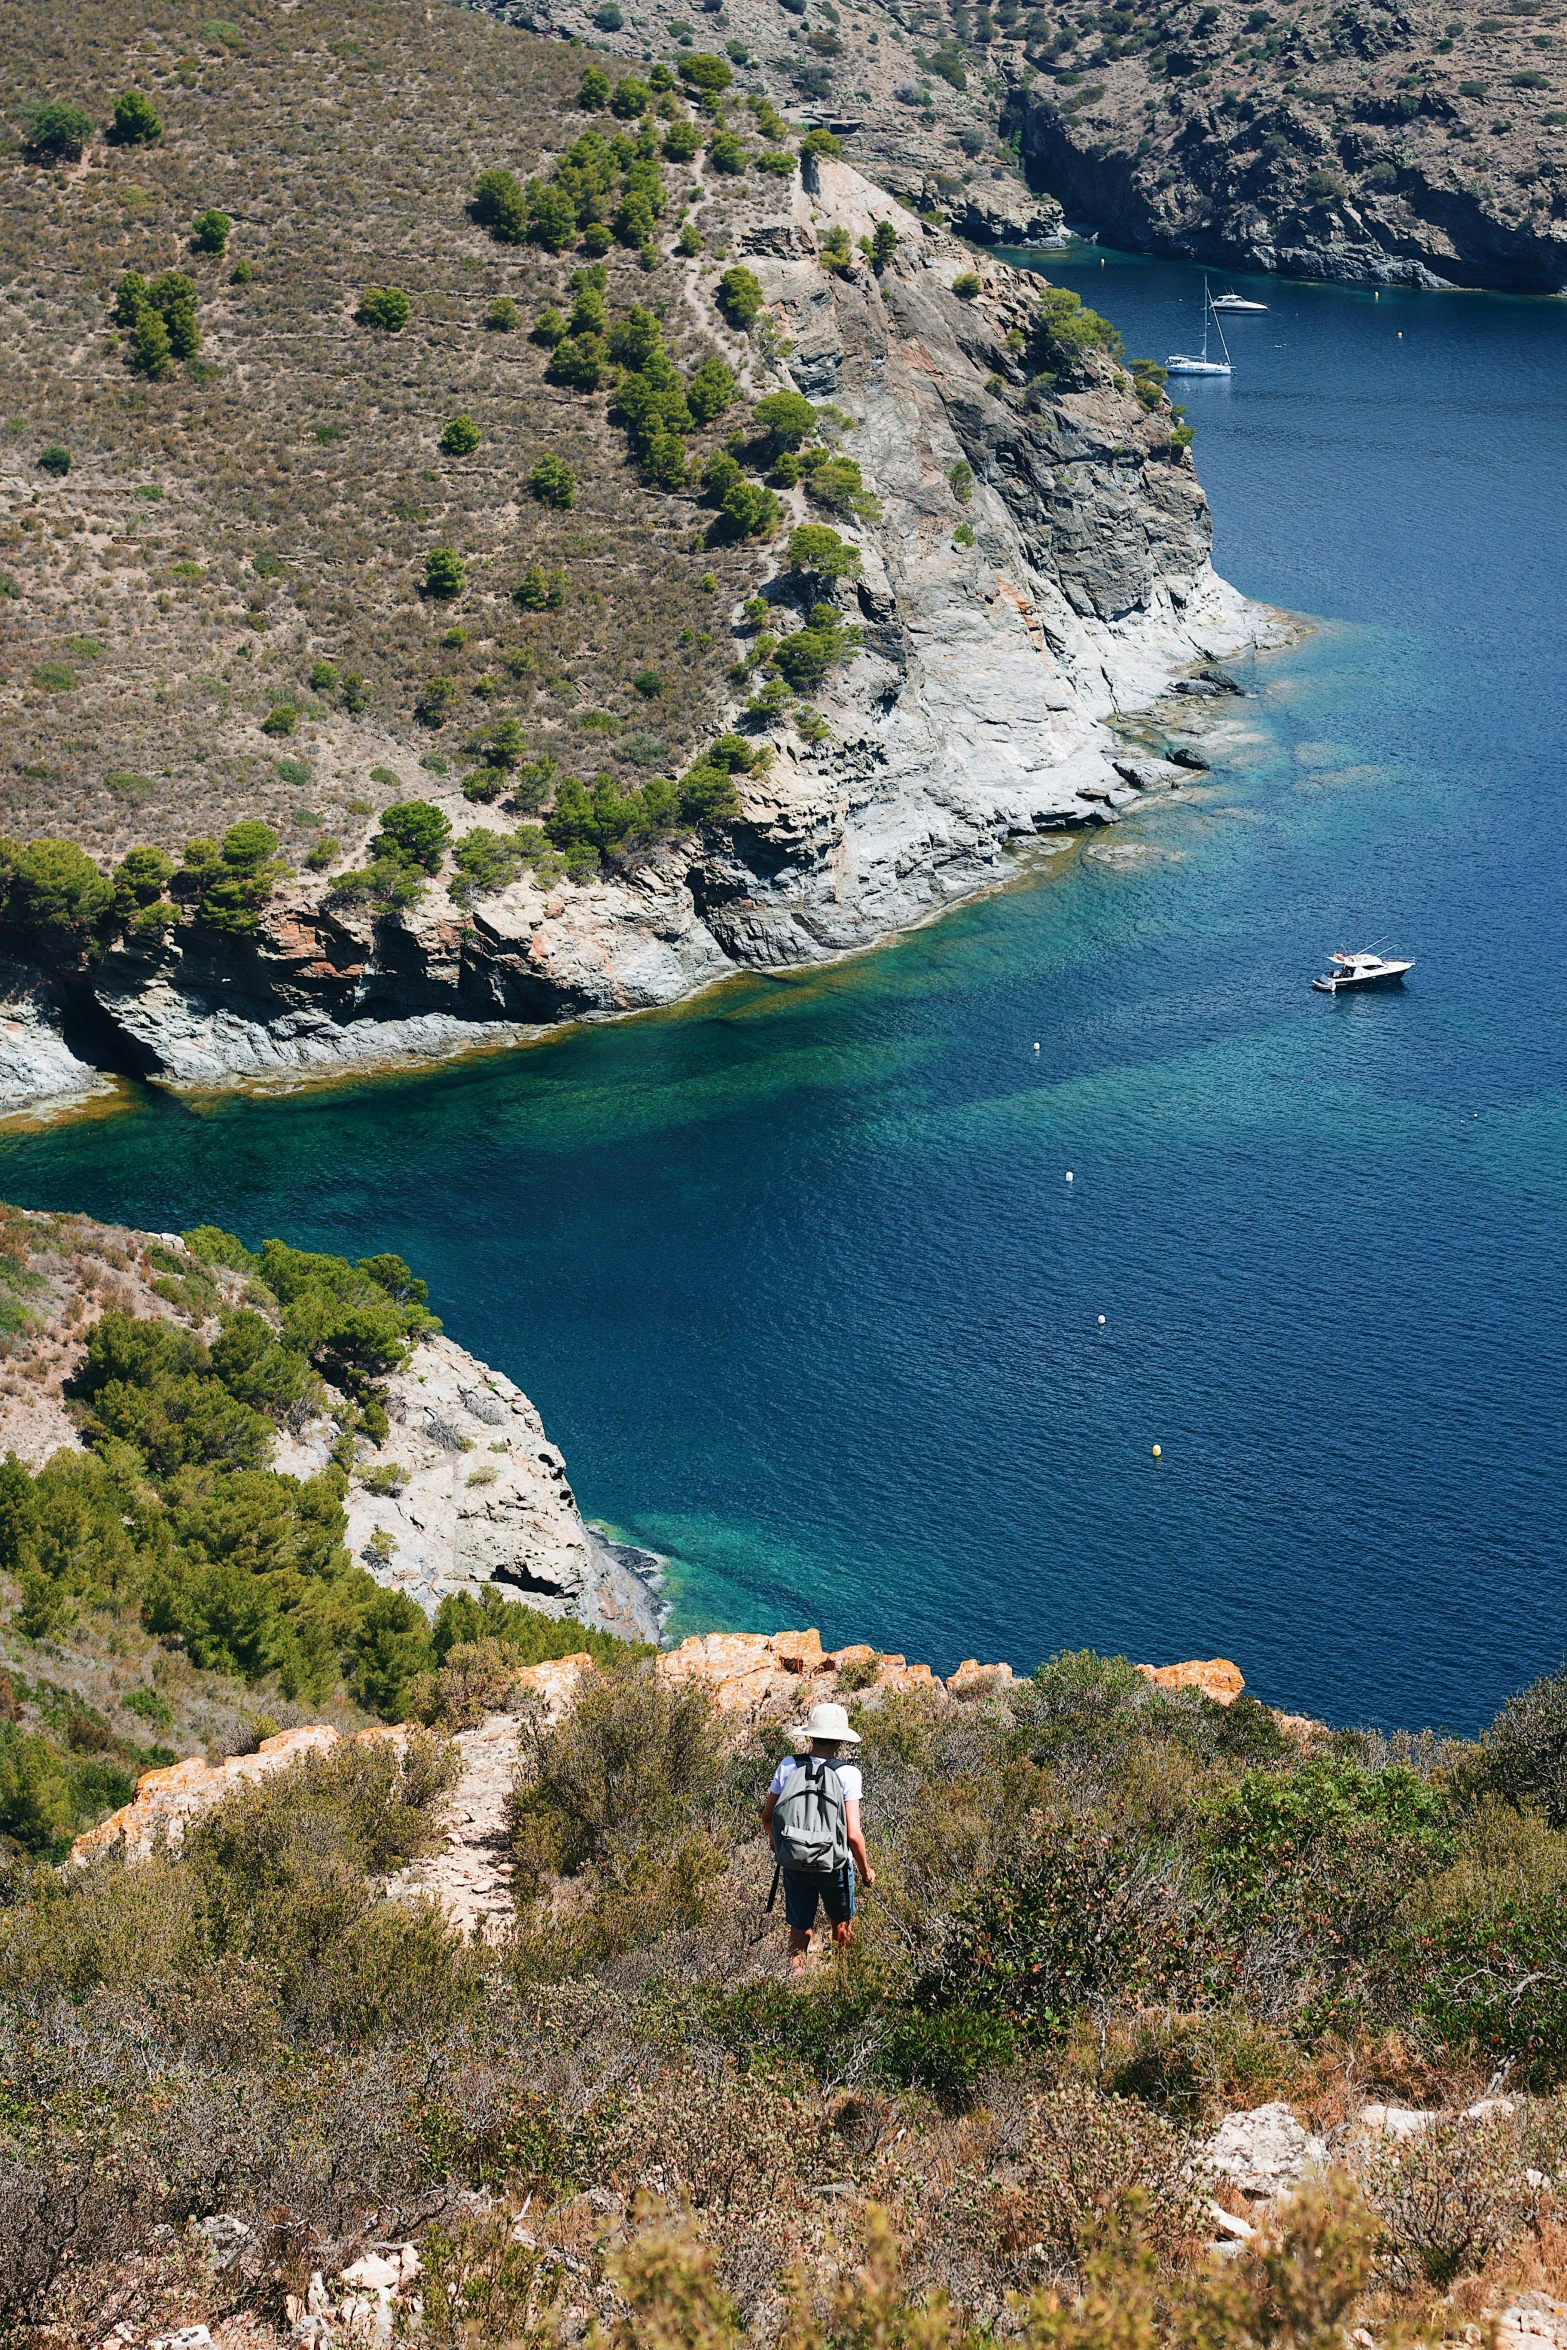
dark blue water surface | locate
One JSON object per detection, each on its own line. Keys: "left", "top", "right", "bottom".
{"left": 4, "top": 257, "right": 1564, "bottom": 1733}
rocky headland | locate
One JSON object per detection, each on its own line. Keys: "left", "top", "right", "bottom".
{"left": 0, "top": 130, "right": 1284, "bottom": 1115}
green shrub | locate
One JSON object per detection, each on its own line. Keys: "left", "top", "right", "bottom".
{"left": 375, "top": 801, "right": 452, "bottom": 873}
{"left": 679, "top": 51, "right": 734, "bottom": 91}
{"left": 1481, "top": 1669, "right": 1567, "bottom": 1825}
{"left": 872, "top": 218, "right": 899, "bottom": 264}
{"left": 110, "top": 89, "right": 162, "bottom": 145}
{"left": 180, "top": 822, "right": 289, "bottom": 934}
{"left": 423, "top": 546, "right": 466, "bottom": 599}
{"left": 707, "top": 128, "right": 747, "bottom": 172}
{"left": 772, "top": 603, "right": 863, "bottom": 690}
{"left": 439, "top": 414, "right": 482, "bottom": 457}
{"left": 274, "top": 757, "right": 310, "bottom": 787}
{"left": 715, "top": 266, "right": 764, "bottom": 328}
{"left": 529, "top": 453, "right": 576, "bottom": 507}
{"left": 509, "top": 1662, "right": 724, "bottom": 1889}
{"left": 356, "top": 286, "right": 411, "bottom": 331}
{"left": 416, "top": 675, "right": 458, "bottom": 726}
{"left": 191, "top": 207, "right": 231, "bottom": 253}
{"left": 801, "top": 125, "right": 844, "bottom": 157}
{"left": 31, "top": 661, "right": 76, "bottom": 691}
{"left": 530, "top": 305, "right": 568, "bottom": 347}
{"left": 308, "top": 659, "right": 338, "bottom": 691}
{"left": 611, "top": 75, "right": 653, "bottom": 118}
{"left": 260, "top": 704, "right": 297, "bottom": 735}
{"left": 949, "top": 458, "right": 974, "bottom": 502}
{"left": 485, "top": 296, "right": 520, "bottom": 332}
{"left": 787, "top": 521, "right": 862, "bottom": 583}
{"left": 37, "top": 444, "right": 72, "bottom": 477}
{"left": 27, "top": 101, "right": 94, "bottom": 162}
{"left": 578, "top": 63, "right": 612, "bottom": 108}
{"left": 7, "top": 838, "right": 113, "bottom": 932}
{"left": 663, "top": 118, "right": 703, "bottom": 161}
{"left": 634, "top": 669, "right": 664, "bottom": 698}
{"left": 306, "top": 836, "right": 340, "bottom": 870}
{"left": 472, "top": 166, "right": 528, "bottom": 240}
{"left": 952, "top": 271, "right": 982, "bottom": 300}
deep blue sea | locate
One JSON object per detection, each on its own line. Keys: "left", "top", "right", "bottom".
{"left": 4, "top": 255, "right": 1563, "bottom": 1734}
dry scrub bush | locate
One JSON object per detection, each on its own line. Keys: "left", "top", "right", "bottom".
{"left": 1358, "top": 2109, "right": 1546, "bottom": 2287}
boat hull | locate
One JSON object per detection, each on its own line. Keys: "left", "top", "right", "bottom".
{"left": 1311, "top": 968, "right": 1412, "bottom": 993}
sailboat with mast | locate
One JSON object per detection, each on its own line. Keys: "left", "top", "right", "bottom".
{"left": 1166, "top": 277, "right": 1234, "bottom": 377}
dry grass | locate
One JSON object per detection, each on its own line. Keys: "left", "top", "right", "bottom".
{"left": 0, "top": 0, "right": 778, "bottom": 864}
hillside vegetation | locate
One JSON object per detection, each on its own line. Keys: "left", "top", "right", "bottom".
{"left": 4, "top": 1345, "right": 1567, "bottom": 2345}
{"left": 0, "top": 0, "right": 792, "bottom": 875}
{"left": 0, "top": 1204, "right": 642, "bottom": 1867}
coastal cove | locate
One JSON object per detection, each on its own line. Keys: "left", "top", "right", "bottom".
{"left": 3, "top": 258, "right": 1564, "bottom": 1737}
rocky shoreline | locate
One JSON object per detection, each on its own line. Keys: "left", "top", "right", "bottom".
{"left": 0, "top": 159, "right": 1287, "bottom": 1122}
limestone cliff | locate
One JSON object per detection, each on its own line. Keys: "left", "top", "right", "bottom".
{"left": 0, "top": 162, "right": 1279, "bottom": 1114}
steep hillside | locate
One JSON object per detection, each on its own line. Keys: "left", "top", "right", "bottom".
{"left": 0, "top": 0, "right": 1275, "bottom": 1107}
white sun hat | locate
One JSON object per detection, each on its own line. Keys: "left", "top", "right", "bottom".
{"left": 786, "top": 1699, "right": 861, "bottom": 1747}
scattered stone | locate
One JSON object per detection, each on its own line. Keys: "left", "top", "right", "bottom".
{"left": 1169, "top": 745, "right": 1212, "bottom": 772}
{"left": 150, "top": 2331, "right": 213, "bottom": 2350}
{"left": 1357, "top": 2102, "right": 1440, "bottom": 2141}
{"left": 1174, "top": 678, "right": 1224, "bottom": 696}
{"left": 198, "top": 2211, "right": 255, "bottom": 2269}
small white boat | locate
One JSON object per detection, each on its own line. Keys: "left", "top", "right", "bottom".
{"left": 1167, "top": 277, "right": 1233, "bottom": 376}
{"left": 1211, "top": 288, "right": 1268, "bottom": 312}
{"left": 1311, "top": 949, "right": 1415, "bottom": 994}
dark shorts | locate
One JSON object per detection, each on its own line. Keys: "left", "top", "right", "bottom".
{"left": 782, "top": 1863, "right": 855, "bottom": 1932}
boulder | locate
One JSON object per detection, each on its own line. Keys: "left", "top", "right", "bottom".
{"left": 1137, "top": 1657, "right": 1245, "bottom": 1705}
{"left": 1206, "top": 2102, "right": 1327, "bottom": 2196}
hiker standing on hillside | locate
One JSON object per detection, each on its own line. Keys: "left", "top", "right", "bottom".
{"left": 761, "top": 1700, "right": 875, "bottom": 1972}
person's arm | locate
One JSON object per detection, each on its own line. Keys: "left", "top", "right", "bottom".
{"left": 761, "top": 1789, "right": 778, "bottom": 1837}
{"left": 844, "top": 1797, "right": 874, "bottom": 1888}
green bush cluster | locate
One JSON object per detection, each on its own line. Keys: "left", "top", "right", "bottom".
{"left": 1, "top": 1238, "right": 438, "bottom": 1714}
{"left": 1032, "top": 282, "right": 1124, "bottom": 362}
{"left": 0, "top": 829, "right": 290, "bottom": 953}
{"left": 112, "top": 269, "right": 202, "bottom": 378}
{"left": 330, "top": 800, "right": 452, "bottom": 913}
{"left": 27, "top": 99, "right": 94, "bottom": 162}
{"left": 476, "top": 98, "right": 696, "bottom": 261}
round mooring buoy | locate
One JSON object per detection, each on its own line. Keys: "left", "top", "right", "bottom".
{"left": 1151, "top": 1444, "right": 1162, "bottom": 1458}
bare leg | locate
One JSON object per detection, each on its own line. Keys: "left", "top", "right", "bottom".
{"left": 787, "top": 1926, "right": 813, "bottom": 1972}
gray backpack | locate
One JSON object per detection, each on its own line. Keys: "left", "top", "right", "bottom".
{"left": 772, "top": 1758, "right": 851, "bottom": 1875}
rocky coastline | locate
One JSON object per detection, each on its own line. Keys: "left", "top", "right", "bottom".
{"left": 0, "top": 157, "right": 1286, "bottom": 1122}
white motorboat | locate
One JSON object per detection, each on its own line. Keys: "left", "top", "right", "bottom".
{"left": 1211, "top": 288, "right": 1268, "bottom": 312}
{"left": 1311, "top": 949, "right": 1415, "bottom": 994}
{"left": 1167, "top": 277, "right": 1234, "bottom": 375}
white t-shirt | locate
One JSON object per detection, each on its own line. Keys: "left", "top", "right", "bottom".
{"left": 770, "top": 1754, "right": 863, "bottom": 1806}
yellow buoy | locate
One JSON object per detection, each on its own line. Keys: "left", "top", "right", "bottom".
{"left": 1151, "top": 1443, "right": 1162, "bottom": 1458}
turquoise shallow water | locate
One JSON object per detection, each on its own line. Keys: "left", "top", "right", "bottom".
{"left": 3, "top": 256, "right": 1564, "bottom": 1732}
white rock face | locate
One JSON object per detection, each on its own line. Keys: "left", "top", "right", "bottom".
{"left": 1206, "top": 2103, "right": 1328, "bottom": 2196}
{"left": 0, "top": 960, "right": 109, "bottom": 1111}
{"left": 337, "top": 1334, "right": 664, "bottom": 1640}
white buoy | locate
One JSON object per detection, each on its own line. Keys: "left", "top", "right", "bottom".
{"left": 1033, "top": 1041, "right": 1040, "bottom": 1052}
{"left": 1097, "top": 1314, "right": 1106, "bottom": 1326}
{"left": 1151, "top": 1443, "right": 1162, "bottom": 1458}
{"left": 1065, "top": 1170, "right": 1073, "bottom": 1183}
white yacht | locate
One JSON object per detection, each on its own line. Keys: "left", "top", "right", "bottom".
{"left": 1167, "top": 278, "right": 1233, "bottom": 375}
{"left": 1211, "top": 287, "right": 1268, "bottom": 312}
{"left": 1311, "top": 949, "right": 1415, "bottom": 994}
